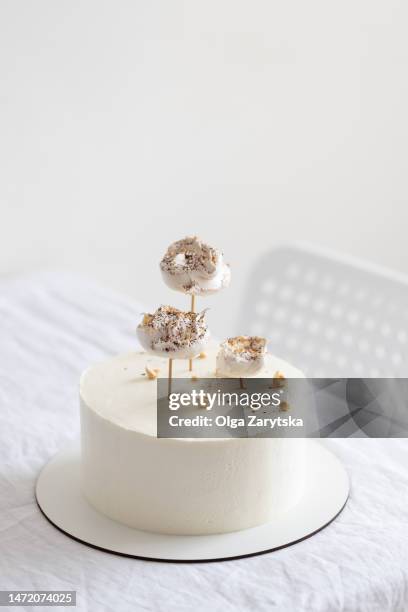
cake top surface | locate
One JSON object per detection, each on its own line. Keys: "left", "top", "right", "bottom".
{"left": 160, "top": 236, "right": 220, "bottom": 277}
{"left": 80, "top": 346, "right": 305, "bottom": 437}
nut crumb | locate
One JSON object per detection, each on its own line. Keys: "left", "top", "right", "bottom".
{"left": 279, "top": 401, "right": 290, "bottom": 412}
{"left": 199, "top": 351, "right": 207, "bottom": 359}
{"left": 270, "top": 371, "right": 286, "bottom": 388}
{"left": 191, "top": 375, "right": 199, "bottom": 381}
{"left": 145, "top": 366, "right": 158, "bottom": 380}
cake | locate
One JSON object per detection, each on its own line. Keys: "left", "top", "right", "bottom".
{"left": 79, "top": 236, "right": 306, "bottom": 536}
{"left": 80, "top": 347, "right": 306, "bottom": 535}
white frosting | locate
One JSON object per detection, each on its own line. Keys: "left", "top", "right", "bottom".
{"left": 161, "top": 263, "right": 231, "bottom": 295}
{"left": 80, "top": 347, "right": 307, "bottom": 535}
{"left": 160, "top": 236, "right": 231, "bottom": 295}
{"left": 217, "top": 336, "right": 267, "bottom": 377}
{"left": 137, "top": 327, "right": 209, "bottom": 359}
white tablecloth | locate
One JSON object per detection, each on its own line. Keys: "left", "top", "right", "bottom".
{"left": 1, "top": 272, "right": 408, "bottom": 612}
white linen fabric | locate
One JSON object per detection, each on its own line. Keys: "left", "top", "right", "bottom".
{"left": 1, "top": 272, "right": 408, "bottom": 612}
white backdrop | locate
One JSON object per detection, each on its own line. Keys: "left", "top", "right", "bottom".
{"left": 1, "top": 0, "right": 408, "bottom": 337}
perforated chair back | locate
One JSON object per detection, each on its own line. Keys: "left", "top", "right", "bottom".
{"left": 238, "top": 244, "right": 408, "bottom": 378}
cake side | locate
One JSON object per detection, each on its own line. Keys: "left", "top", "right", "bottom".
{"left": 81, "top": 404, "right": 305, "bottom": 535}
{"left": 80, "top": 349, "right": 307, "bottom": 535}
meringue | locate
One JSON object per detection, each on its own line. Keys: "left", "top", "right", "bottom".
{"left": 160, "top": 236, "right": 231, "bottom": 295}
{"left": 216, "top": 336, "right": 267, "bottom": 377}
{"left": 137, "top": 305, "right": 210, "bottom": 359}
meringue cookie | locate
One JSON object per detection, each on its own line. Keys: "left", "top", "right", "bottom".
{"left": 216, "top": 336, "right": 267, "bottom": 377}
{"left": 137, "top": 305, "right": 210, "bottom": 359}
{"left": 160, "top": 236, "right": 231, "bottom": 296}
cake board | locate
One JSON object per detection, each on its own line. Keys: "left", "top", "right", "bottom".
{"left": 36, "top": 440, "right": 349, "bottom": 563}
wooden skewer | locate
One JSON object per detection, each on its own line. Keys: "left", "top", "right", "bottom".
{"left": 168, "top": 358, "right": 173, "bottom": 397}
{"left": 239, "top": 378, "right": 245, "bottom": 390}
{"left": 188, "top": 294, "right": 196, "bottom": 372}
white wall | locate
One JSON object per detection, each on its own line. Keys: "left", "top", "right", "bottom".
{"left": 2, "top": 0, "right": 408, "bottom": 336}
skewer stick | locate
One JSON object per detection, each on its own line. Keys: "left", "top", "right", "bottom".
{"left": 188, "top": 294, "right": 196, "bottom": 372}
{"left": 239, "top": 377, "right": 245, "bottom": 390}
{"left": 168, "top": 358, "right": 173, "bottom": 397}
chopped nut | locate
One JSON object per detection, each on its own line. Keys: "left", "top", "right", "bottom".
{"left": 142, "top": 313, "right": 153, "bottom": 326}
{"left": 199, "top": 351, "right": 207, "bottom": 359}
{"left": 191, "top": 375, "right": 199, "bottom": 381}
{"left": 145, "top": 366, "right": 158, "bottom": 380}
{"left": 279, "top": 401, "right": 290, "bottom": 412}
{"left": 270, "top": 371, "right": 286, "bottom": 388}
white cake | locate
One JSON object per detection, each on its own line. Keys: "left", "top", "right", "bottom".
{"left": 80, "top": 347, "right": 306, "bottom": 535}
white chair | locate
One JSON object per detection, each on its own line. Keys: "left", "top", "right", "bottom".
{"left": 239, "top": 243, "right": 408, "bottom": 378}
{"left": 238, "top": 244, "right": 408, "bottom": 437}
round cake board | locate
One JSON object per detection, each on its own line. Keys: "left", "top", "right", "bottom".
{"left": 36, "top": 441, "right": 349, "bottom": 563}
